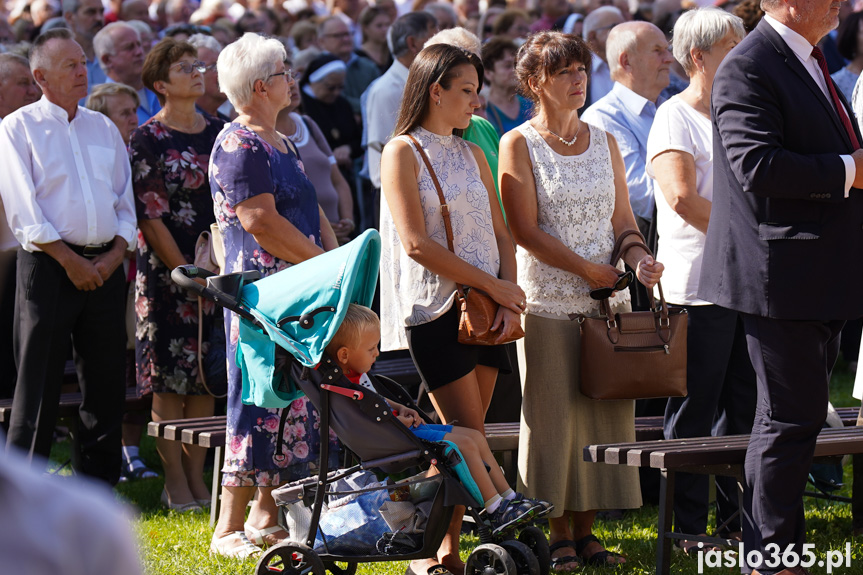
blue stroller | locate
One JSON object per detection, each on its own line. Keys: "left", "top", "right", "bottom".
{"left": 172, "top": 230, "right": 551, "bottom": 575}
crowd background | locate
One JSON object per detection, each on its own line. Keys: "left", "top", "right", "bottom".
{"left": 2, "top": 0, "right": 863, "bottom": 571}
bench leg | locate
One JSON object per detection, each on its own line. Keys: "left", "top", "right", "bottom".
{"left": 656, "top": 469, "right": 675, "bottom": 575}
{"left": 210, "top": 445, "right": 223, "bottom": 527}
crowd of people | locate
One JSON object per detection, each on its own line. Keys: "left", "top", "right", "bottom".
{"left": 0, "top": 0, "right": 861, "bottom": 573}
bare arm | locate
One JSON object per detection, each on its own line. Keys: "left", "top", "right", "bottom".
{"left": 138, "top": 219, "right": 188, "bottom": 271}
{"left": 380, "top": 138, "right": 524, "bottom": 314}
{"left": 319, "top": 205, "right": 339, "bottom": 252}
{"left": 650, "top": 150, "right": 711, "bottom": 234}
{"left": 499, "top": 129, "right": 621, "bottom": 290}
{"left": 234, "top": 193, "right": 324, "bottom": 264}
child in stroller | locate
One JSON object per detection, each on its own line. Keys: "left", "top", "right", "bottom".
{"left": 325, "top": 303, "right": 552, "bottom": 535}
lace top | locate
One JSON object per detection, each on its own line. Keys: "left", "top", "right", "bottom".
{"left": 380, "top": 126, "right": 501, "bottom": 350}
{"left": 516, "top": 122, "right": 629, "bottom": 317}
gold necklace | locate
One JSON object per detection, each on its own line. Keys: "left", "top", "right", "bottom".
{"left": 540, "top": 120, "right": 583, "bottom": 146}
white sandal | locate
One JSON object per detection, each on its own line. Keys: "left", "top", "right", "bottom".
{"left": 209, "top": 531, "right": 262, "bottom": 559}
{"left": 244, "top": 523, "right": 288, "bottom": 546}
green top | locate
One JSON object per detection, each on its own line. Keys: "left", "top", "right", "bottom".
{"left": 463, "top": 115, "right": 505, "bottom": 221}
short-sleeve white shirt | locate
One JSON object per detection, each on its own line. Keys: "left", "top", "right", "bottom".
{"left": 646, "top": 95, "right": 713, "bottom": 306}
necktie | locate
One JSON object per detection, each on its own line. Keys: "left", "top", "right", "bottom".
{"left": 811, "top": 46, "right": 860, "bottom": 150}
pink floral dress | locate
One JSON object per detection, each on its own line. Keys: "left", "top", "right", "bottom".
{"left": 210, "top": 123, "right": 340, "bottom": 486}
{"left": 129, "top": 114, "right": 223, "bottom": 397}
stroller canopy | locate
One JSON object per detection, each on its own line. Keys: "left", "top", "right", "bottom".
{"left": 237, "top": 229, "right": 380, "bottom": 407}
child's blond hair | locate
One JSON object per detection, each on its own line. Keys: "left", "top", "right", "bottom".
{"left": 326, "top": 304, "right": 380, "bottom": 356}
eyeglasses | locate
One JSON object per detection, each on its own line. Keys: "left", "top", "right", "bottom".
{"left": 202, "top": 63, "right": 218, "bottom": 73}
{"left": 267, "top": 68, "right": 294, "bottom": 82}
{"left": 171, "top": 60, "right": 207, "bottom": 74}
{"left": 589, "top": 270, "right": 634, "bottom": 300}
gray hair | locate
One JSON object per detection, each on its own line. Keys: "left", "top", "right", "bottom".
{"left": 389, "top": 11, "right": 436, "bottom": 58}
{"left": 94, "top": 22, "right": 139, "bottom": 72}
{"left": 86, "top": 81, "right": 140, "bottom": 114}
{"left": 29, "top": 27, "right": 74, "bottom": 71}
{"left": 0, "top": 52, "right": 30, "bottom": 76}
{"left": 187, "top": 32, "right": 223, "bottom": 53}
{"left": 218, "top": 32, "right": 286, "bottom": 111}
{"left": 583, "top": 5, "right": 622, "bottom": 39}
{"left": 672, "top": 7, "right": 744, "bottom": 76}
{"left": 316, "top": 15, "right": 345, "bottom": 37}
{"left": 606, "top": 21, "right": 643, "bottom": 78}
{"left": 424, "top": 26, "right": 481, "bottom": 57}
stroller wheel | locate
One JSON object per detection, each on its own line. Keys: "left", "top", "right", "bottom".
{"left": 255, "top": 542, "right": 325, "bottom": 575}
{"left": 517, "top": 526, "right": 550, "bottom": 575}
{"left": 466, "top": 543, "right": 517, "bottom": 575}
{"left": 323, "top": 561, "right": 357, "bottom": 575}
{"left": 499, "top": 540, "right": 540, "bottom": 575}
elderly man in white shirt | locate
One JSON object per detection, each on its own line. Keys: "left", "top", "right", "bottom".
{"left": 0, "top": 28, "right": 136, "bottom": 485}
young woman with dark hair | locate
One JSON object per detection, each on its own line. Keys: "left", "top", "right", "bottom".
{"left": 379, "top": 43, "right": 525, "bottom": 575}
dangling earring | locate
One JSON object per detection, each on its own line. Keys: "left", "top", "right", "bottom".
{"left": 436, "top": 99, "right": 441, "bottom": 106}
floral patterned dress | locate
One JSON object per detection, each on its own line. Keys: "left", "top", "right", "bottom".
{"left": 130, "top": 114, "right": 223, "bottom": 396}
{"left": 210, "top": 123, "right": 340, "bottom": 486}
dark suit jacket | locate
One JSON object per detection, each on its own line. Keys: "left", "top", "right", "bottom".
{"left": 700, "top": 18, "right": 863, "bottom": 321}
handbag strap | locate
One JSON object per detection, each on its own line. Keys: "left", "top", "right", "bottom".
{"left": 406, "top": 134, "right": 467, "bottom": 301}
{"left": 601, "top": 228, "right": 670, "bottom": 322}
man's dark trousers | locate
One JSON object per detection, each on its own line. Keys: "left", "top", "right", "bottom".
{"left": 7, "top": 248, "right": 126, "bottom": 485}
{"left": 740, "top": 315, "right": 843, "bottom": 574}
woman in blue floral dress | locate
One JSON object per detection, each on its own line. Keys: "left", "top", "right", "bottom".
{"left": 131, "top": 38, "right": 224, "bottom": 511}
{"left": 208, "top": 33, "right": 339, "bottom": 559}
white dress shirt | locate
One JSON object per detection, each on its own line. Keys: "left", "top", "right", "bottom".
{"left": 363, "top": 59, "right": 409, "bottom": 189}
{"left": 764, "top": 15, "right": 855, "bottom": 196}
{"left": 0, "top": 96, "right": 136, "bottom": 252}
{"left": 0, "top": 116, "right": 17, "bottom": 252}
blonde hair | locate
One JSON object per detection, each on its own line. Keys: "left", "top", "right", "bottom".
{"left": 327, "top": 304, "right": 380, "bottom": 355}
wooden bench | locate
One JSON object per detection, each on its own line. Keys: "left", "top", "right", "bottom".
{"left": 584, "top": 424, "right": 863, "bottom": 575}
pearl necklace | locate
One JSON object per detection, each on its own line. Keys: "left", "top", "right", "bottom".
{"left": 539, "top": 120, "right": 583, "bottom": 146}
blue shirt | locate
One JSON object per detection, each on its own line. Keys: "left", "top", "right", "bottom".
{"left": 136, "top": 87, "right": 162, "bottom": 126}
{"left": 582, "top": 82, "right": 663, "bottom": 220}
{"left": 86, "top": 59, "right": 107, "bottom": 91}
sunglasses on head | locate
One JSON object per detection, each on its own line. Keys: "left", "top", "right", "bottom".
{"left": 589, "top": 270, "right": 634, "bottom": 300}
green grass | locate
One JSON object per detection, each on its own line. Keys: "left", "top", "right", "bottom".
{"left": 51, "top": 359, "right": 863, "bottom": 574}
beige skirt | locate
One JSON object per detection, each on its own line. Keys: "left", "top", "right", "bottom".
{"left": 516, "top": 312, "right": 642, "bottom": 515}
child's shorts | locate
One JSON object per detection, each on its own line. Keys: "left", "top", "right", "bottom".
{"left": 409, "top": 423, "right": 453, "bottom": 442}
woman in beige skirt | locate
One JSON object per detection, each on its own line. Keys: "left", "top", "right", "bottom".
{"left": 498, "top": 31, "right": 664, "bottom": 570}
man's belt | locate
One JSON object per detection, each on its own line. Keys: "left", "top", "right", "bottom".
{"left": 64, "top": 242, "right": 112, "bottom": 257}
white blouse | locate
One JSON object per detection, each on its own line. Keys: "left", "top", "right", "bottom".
{"left": 515, "top": 122, "right": 629, "bottom": 317}
{"left": 379, "top": 126, "right": 501, "bottom": 351}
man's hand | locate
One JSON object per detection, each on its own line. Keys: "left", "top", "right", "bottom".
{"left": 64, "top": 255, "right": 104, "bottom": 291}
{"left": 90, "top": 239, "right": 127, "bottom": 281}
{"left": 852, "top": 149, "right": 863, "bottom": 189}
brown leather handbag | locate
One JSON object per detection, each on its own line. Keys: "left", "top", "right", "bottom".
{"left": 406, "top": 134, "right": 524, "bottom": 346}
{"left": 576, "top": 229, "right": 688, "bottom": 400}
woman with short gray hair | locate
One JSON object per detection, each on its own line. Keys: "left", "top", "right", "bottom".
{"left": 208, "top": 32, "right": 340, "bottom": 558}
{"left": 646, "top": 6, "right": 752, "bottom": 556}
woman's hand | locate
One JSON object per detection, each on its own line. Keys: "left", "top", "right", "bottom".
{"left": 330, "top": 218, "right": 355, "bottom": 244}
{"left": 636, "top": 255, "right": 664, "bottom": 289}
{"left": 333, "top": 145, "right": 352, "bottom": 167}
{"left": 584, "top": 262, "right": 625, "bottom": 290}
{"left": 491, "top": 306, "right": 523, "bottom": 343}
{"left": 486, "top": 278, "right": 527, "bottom": 315}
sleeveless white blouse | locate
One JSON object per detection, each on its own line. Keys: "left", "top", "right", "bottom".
{"left": 515, "top": 122, "right": 629, "bottom": 317}
{"left": 380, "top": 127, "right": 501, "bottom": 351}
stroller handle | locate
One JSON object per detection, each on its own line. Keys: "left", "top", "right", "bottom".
{"left": 171, "top": 265, "right": 216, "bottom": 297}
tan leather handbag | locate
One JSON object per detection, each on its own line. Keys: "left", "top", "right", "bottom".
{"left": 406, "top": 134, "right": 524, "bottom": 346}
{"left": 576, "top": 230, "right": 688, "bottom": 400}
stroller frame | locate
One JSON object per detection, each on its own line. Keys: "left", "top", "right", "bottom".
{"left": 172, "top": 264, "right": 551, "bottom": 575}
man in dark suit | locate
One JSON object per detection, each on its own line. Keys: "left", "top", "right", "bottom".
{"left": 703, "top": 0, "right": 863, "bottom": 573}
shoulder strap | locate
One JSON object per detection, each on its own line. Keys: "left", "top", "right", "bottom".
{"left": 405, "top": 134, "right": 455, "bottom": 254}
